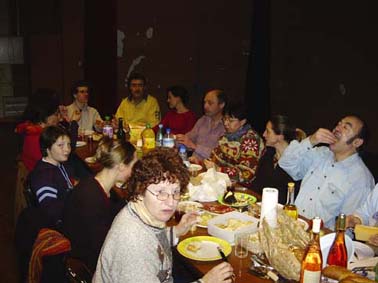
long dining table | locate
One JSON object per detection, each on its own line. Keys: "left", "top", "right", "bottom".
{"left": 75, "top": 139, "right": 275, "bottom": 282}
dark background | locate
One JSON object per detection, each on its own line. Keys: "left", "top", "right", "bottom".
{"left": 3, "top": 0, "right": 378, "bottom": 151}
{"left": 1, "top": 1, "right": 378, "bottom": 281}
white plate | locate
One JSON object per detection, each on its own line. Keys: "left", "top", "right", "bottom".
{"left": 76, "top": 141, "right": 87, "bottom": 147}
{"left": 353, "top": 241, "right": 375, "bottom": 260}
{"left": 320, "top": 232, "right": 354, "bottom": 268}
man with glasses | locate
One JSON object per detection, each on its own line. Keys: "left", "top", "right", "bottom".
{"left": 115, "top": 73, "right": 160, "bottom": 129}
{"left": 66, "top": 80, "right": 103, "bottom": 131}
{"left": 176, "top": 89, "right": 227, "bottom": 162}
{"left": 279, "top": 115, "right": 375, "bottom": 229}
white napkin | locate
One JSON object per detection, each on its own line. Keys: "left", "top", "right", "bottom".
{"left": 188, "top": 168, "right": 230, "bottom": 202}
{"left": 260, "top": 187, "right": 279, "bottom": 228}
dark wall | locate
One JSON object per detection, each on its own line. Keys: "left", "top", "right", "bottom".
{"left": 116, "top": 0, "right": 253, "bottom": 116}
{"left": 270, "top": 1, "right": 378, "bottom": 152}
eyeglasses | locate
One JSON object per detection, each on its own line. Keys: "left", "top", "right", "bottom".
{"left": 146, "top": 188, "right": 181, "bottom": 201}
{"left": 222, "top": 117, "right": 239, "bottom": 123}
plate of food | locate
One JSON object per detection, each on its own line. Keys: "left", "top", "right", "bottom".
{"left": 177, "top": 236, "right": 232, "bottom": 261}
{"left": 76, "top": 141, "right": 87, "bottom": 147}
{"left": 218, "top": 192, "right": 257, "bottom": 208}
{"left": 196, "top": 211, "right": 218, "bottom": 228}
{"left": 202, "top": 203, "right": 234, "bottom": 214}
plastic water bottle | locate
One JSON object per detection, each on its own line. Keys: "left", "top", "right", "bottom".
{"left": 156, "top": 124, "right": 164, "bottom": 147}
{"left": 162, "top": 128, "right": 175, "bottom": 148}
{"left": 178, "top": 145, "right": 190, "bottom": 167}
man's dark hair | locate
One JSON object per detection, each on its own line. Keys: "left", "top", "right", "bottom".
{"left": 345, "top": 114, "right": 369, "bottom": 151}
{"left": 40, "top": 126, "right": 70, "bottom": 157}
{"left": 213, "top": 89, "right": 227, "bottom": 106}
{"left": 22, "top": 88, "right": 60, "bottom": 124}
{"left": 71, "top": 80, "right": 92, "bottom": 96}
{"left": 126, "top": 73, "right": 146, "bottom": 88}
{"left": 166, "top": 85, "right": 189, "bottom": 105}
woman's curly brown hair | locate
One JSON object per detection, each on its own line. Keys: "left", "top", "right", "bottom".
{"left": 127, "top": 147, "right": 190, "bottom": 202}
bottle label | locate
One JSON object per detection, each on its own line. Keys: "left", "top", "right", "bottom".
{"left": 163, "top": 138, "right": 175, "bottom": 148}
{"left": 302, "top": 270, "right": 321, "bottom": 283}
{"left": 144, "top": 137, "right": 155, "bottom": 149}
{"left": 103, "top": 125, "right": 113, "bottom": 138}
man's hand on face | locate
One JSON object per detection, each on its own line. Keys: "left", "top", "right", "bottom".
{"left": 309, "top": 128, "right": 337, "bottom": 146}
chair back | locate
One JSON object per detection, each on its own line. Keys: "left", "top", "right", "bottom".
{"left": 65, "top": 257, "right": 93, "bottom": 283}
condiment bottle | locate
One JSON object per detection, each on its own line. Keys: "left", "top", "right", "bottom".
{"left": 327, "top": 213, "right": 348, "bottom": 267}
{"left": 141, "top": 123, "right": 155, "bottom": 154}
{"left": 300, "top": 217, "right": 323, "bottom": 283}
{"left": 117, "top": 117, "right": 125, "bottom": 141}
{"left": 283, "top": 182, "right": 298, "bottom": 220}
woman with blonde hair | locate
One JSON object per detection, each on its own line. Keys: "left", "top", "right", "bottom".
{"left": 63, "top": 137, "right": 137, "bottom": 272}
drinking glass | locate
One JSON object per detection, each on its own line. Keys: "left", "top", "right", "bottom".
{"left": 234, "top": 233, "right": 249, "bottom": 258}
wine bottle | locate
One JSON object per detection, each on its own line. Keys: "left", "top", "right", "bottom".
{"left": 117, "top": 118, "right": 125, "bottom": 141}
{"left": 283, "top": 182, "right": 298, "bottom": 220}
{"left": 300, "top": 217, "right": 323, "bottom": 283}
{"left": 327, "top": 213, "right": 348, "bottom": 267}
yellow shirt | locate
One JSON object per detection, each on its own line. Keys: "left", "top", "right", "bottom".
{"left": 115, "top": 95, "right": 160, "bottom": 127}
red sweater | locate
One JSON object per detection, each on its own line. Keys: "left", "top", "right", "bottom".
{"left": 155, "top": 110, "right": 197, "bottom": 135}
{"left": 15, "top": 121, "right": 43, "bottom": 171}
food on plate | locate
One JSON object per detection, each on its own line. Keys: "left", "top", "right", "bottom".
{"left": 322, "top": 265, "right": 375, "bottom": 283}
{"left": 202, "top": 204, "right": 234, "bottom": 214}
{"left": 215, "top": 219, "right": 253, "bottom": 231}
{"left": 198, "top": 212, "right": 217, "bottom": 227}
{"left": 186, "top": 242, "right": 201, "bottom": 253}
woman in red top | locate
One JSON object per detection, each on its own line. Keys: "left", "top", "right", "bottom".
{"left": 15, "top": 89, "right": 61, "bottom": 171}
{"left": 156, "top": 86, "right": 197, "bottom": 135}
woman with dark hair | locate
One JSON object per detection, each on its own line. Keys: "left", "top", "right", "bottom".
{"left": 15, "top": 89, "right": 61, "bottom": 171}
{"left": 155, "top": 85, "right": 197, "bottom": 134}
{"left": 204, "top": 101, "right": 265, "bottom": 187}
{"left": 252, "top": 115, "right": 305, "bottom": 204}
{"left": 93, "top": 148, "right": 234, "bottom": 283}
{"left": 28, "top": 126, "right": 74, "bottom": 227}
{"left": 63, "top": 138, "right": 137, "bottom": 272}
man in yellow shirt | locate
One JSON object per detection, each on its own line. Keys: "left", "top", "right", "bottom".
{"left": 115, "top": 73, "right": 160, "bottom": 128}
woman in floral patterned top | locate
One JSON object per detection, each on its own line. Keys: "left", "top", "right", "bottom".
{"left": 204, "top": 101, "right": 265, "bottom": 187}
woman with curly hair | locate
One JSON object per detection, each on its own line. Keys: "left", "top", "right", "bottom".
{"left": 93, "top": 147, "right": 234, "bottom": 283}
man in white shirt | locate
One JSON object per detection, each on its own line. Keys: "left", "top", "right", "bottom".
{"left": 279, "top": 115, "right": 375, "bottom": 229}
{"left": 66, "top": 81, "right": 103, "bottom": 131}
